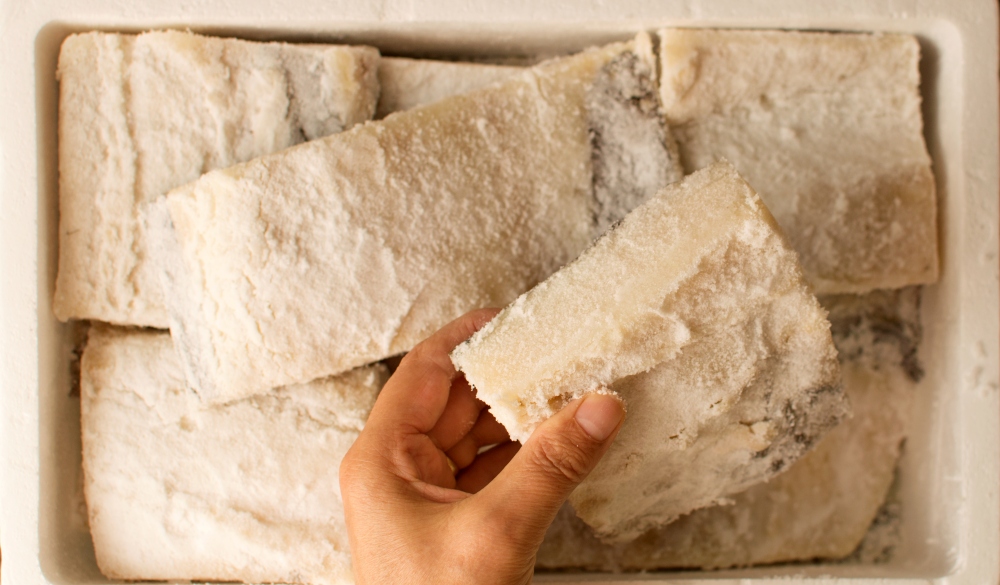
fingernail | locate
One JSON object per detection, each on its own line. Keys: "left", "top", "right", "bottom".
{"left": 575, "top": 394, "right": 624, "bottom": 441}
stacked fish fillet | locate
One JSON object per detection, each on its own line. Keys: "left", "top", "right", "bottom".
{"left": 56, "top": 27, "right": 936, "bottom": 584}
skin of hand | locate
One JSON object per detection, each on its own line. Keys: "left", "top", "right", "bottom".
{"left": 340, "top": 308, "right": 626, "bottom": 585}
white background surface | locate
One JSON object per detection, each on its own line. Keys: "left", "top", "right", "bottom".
{"left": 1, "top": 1, "right": 998, "bottom": 584}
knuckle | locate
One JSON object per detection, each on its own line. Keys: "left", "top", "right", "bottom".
{"left": 401, "top": 342, "right": 453, "bottom": 375}
{"left": 339, "top": 440, "right": 382, "bottom": 489}
{"left": 338, "top": 447, "right": 362, "bottom": 484}
{"left": 399, "top": 343, "right": 428, "bottom": 366}
{"left": 528, "top": 434, "right": 593, "bottom": 485}
{"left": 338, "top": 460, "right": 358, "bottom": 498}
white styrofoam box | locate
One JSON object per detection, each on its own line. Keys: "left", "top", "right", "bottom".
{"left": 1, "top": 0, "right": 997, "bottom": 583}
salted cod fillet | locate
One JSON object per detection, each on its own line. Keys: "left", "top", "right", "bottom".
{"left": 376, "top": 57, "right": 521, "bottom": 117}
{"left": 658, "top": 28, "right": 937, "bottom": 294}
{"left": 150, "top": 33, "right": 681, "bottom": 403}
{"left": 81, "top": 325, "right": 387, "bottom": 584}
{"left": 452, "top": 161, "right": 846, "bottom": 542}
{"left": 53, "top": 30, "right": 380, "bottom": 327}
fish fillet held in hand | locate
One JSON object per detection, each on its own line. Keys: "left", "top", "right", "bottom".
{"left": 53, "top": 30, "right": 380, "bottom": 327}
{"left": 452, "top": 161, "right": 846, "bottom": 542}
{"left": 81, "top": 325, "right": 387, "bottom": 584}
{"left": 151, "top": 34, "right": 681, "bottom": 403}
{"left": 658, "top": 28, "right": 937, "bottom": 294}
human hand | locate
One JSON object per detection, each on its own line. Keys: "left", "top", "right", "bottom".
{"left": 339, "top": 309, "right": 625, "bottom": 585}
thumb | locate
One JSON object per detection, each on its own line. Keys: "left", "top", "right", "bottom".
{"left": 477, "top": 393, "right": 625, "bottom": 541}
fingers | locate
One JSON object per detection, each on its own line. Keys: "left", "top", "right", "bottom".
{"left": 446, "top": 409, "right": 510, "bottom": 469}
{"left": 426, "top": 377, "right": 486, "bottom": 452}
{"left": 401, "top": 307, "right": 500, "bottom": 380}
{"left": 455, "top": 441, "right": 520, "bottom": 494}
{"left": 475, "top": 393, "right": 625, "bottom": 540}
{"left": 399, "top": 434, "right": 459, "bottom": 490}
{"left": 367, "top": 308, "right": 499, "bottom": 434}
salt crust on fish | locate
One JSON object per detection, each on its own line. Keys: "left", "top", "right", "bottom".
{"left": 658, "top": 28, "right": 937, "bottom": 294}
{"left": 151, "top": 34, "right": 681, "bottom": 403}
{"left": 81, "top": 325, "right": 387, "bottom": 584}
{"left": 54, "top": 30, "right": 380, "bottom": 327}
{"left": 453, "top": 162, "right": 845, "bottom": 542}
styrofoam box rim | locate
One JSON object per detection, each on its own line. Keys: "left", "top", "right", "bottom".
{"left": 1, "top": 1, "right": 998, "bottom": 584}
